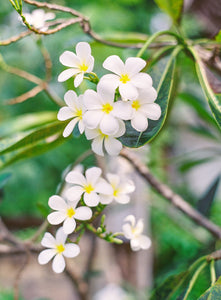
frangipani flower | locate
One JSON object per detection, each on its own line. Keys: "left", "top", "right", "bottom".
{"left": 100, "top": 55, "right": 152, "bottom": 101}
{"left": 129, "top": 87, "right": 161, "bottom": 132}
{"left": 47, "top": 195, "right": 92, "bottom": 234}
{"left": 38, "top": 227, "right": 80, "bottom": 273}
{"left": 122, "top": 215, "right": 151, "bottom": 251}
{"left": 65, "top": 167, "right": 113, "bottom": 207}
{"left": 23, "top": 9, "right": 55, "bottom": 30}
{"left": 83, "top": 84, "right": 132, "bottom": 135}
{"left": 84, "top": 120, "right": 125, "bottom": 156}
{"left": 58, "top": 42, "right": 94, "bottom": 87}
{"left": 57, "top": 90, "right": 85, "bottom": 137}
{"left": 100, "top": 173, "right": 135, "bottom": 204}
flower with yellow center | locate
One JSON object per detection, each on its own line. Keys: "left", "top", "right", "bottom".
{"left": 47, "top": 195, "right": 92, "bottom": 234}
{"left": 38, "top": 227, "right": 80, "bottom": 274}
{"left": 100, "top": 55, "right": 153, "bottom": 101}
{"left": 65, "top": 166, "right": 113, "bottom": 207}
{"left": 58, "top": 42, "right": 94, "bottom": 87}
{"left": 57, "top": 90, "right": 86, "bottom": 138}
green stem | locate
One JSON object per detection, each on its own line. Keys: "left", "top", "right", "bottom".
{"left": 183, "top": 261, "right": 207, "bottom": 300}
{"left": 8, "top": 0, "right": 18, "bottom": 10}
{"left": 210, "top": 260, "right": 216, "bottom": 286}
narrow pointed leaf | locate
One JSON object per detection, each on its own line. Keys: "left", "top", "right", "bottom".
{"left": 154, "top": 0, "right": 184, "bottom": 23}
{"left": 198, "top": 276, "right": 221, "bottom": 299}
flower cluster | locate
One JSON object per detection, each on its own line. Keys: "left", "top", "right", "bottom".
{"left": 57, "top": 42, "right": 161, "bottom": 156}
{"left": 23, "top": 9, "right": 55, "bottom": 31}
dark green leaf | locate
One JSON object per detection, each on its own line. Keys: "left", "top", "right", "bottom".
{"left": 0, "top": 173, "right": 11, "bottom": 189}
{"left": 37, "top": 203, "right": 50, "bottom": 218}
{"left": 179, "top": 157, "right": 214, "bottom": 173}
{"left": 198, "top": 276, "right": 221, "bottom": 300}
{"left": 154, "top": 0, "right": 183, "bottom": 23}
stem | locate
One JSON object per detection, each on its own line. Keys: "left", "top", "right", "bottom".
{"left": 8, "top": 0, "right": 18, "bottom": 10}
{"left": 183, "top": 262, "right": 207, "bottom": 300}
{"left": 210, "top": 260, "right": 216, "bottom": 286}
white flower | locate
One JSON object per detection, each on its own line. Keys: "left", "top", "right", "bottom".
{"left": 38, "top": 227, "right": 80, "bottom": 273}
{"left": 85, "top": 120, "right": 125, "bottom": 156}
{"left": 100, "top": 173, "right": 135, "bottom": 204}
{"left": 57, "top": 90, "right": 85, "bottom": 137}
{"left": 23, "top": 9, "right": 55, "bottom": 30}
{"left": 47, "top": 195, "right": 92, "bottom": 234}
{"left": 83, "top": 84, "right": 132, "bottom": 136}
{"left": 100, "top": 55, "right": 152, "bottom": 101}
{"left": 65, "top": 167, "right": 113, "bottom": 207}
{"left": 58, "top": 42, "right": 94, "bottom": 87}
{"left": 129, "top": 87, "right": 161, "bottom": 132}
{"left": 122, "top": 215, "right": 151, "bottom": 251}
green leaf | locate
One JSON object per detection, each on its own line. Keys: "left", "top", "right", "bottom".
{"left": 198, "top": 276, "right": 221, "bottom": 300}
{"left": 0, "top": 173, "right": 11, "bottom": 188}
{"left": 154, "top": 0, "right": 183, "bottom": 23}
{"left": 188, "top": 47, "right": 221, "bottom": 130}
{"left": 215, "top": 30, "right": 221, "bottom": 42}
{"left": 179, "top": 157, "right": 214, "bottom": 173}
{"left": 120, "top": 46, "right": 181, "bottom": 148}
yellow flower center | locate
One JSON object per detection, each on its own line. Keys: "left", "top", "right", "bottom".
{"left": 113, "top": 189, "right": 119, "bottom": 197}
{"left": 102, "top": 103, "right": 113, "bottom": 114}
{"left": 66, "top": 207, "right": 75, "bottom": 218}
{"left": 76, "top": 109, "right": 83, "bottom": 120}
{"left": 98, "top": 129, "right": 108, "bottom": 139}
{"left": 79, "top": 63, "right": 88, "bottom": 72}
{"left": 132, "top": 100, "right": 141, "bottom": 111}
{"left": 84, "top": 183, "right": 94, "bottom": 194}
{"left": 120, "top": 74, "right": 130, "bottom": 84}
{"left": 56, "top": 244, "right": 65, "bottom": 254}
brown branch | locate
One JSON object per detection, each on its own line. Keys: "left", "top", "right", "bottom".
{"left": 207, "top": 250, "right": 221, "bottom": 261}
{"left": 0, "top": 31, "right": 31, "bottom": 46}
{"left": 6, "top": 85, "right": 44, "bottom": 104}
{"left": 14, "top": 250, "right": 30, "bottom": 300}
{"left": 120, "top": 148, "right": 221, "bottom": 239}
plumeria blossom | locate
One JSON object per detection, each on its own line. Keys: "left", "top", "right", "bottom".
{"left": 23, "top": 9, "right": 55, "bottom": 30}
{"left": 57, "top": 90, "right": 85, "bottom": 137}
{"left": 83, "top": 84, "right": 132, "bottom": 135}
{"left": 100, "top": 173, "right": 135, "bottom": 204}
{"left": 100, "top": 55, "right": 152, "bottom": 101}
{"left": 122, "top": 215, "right": 151, "bottom": 251}
{"left": 47, "top": 195, "right": 92, "bottom": 234}
{"left": 65, "top": 167, "right": 113, "bottom": 207}
{"left": 38, "top": 228, "right": 80, "bottom": 273}
{"left": 58, "top": 42, "right": 94, "bottom": 87}
{"left": 84, "top": 120, "right": 125, "bottom": 156}
{"left": 129, "top": 87, "right": 161, "bottom": 132}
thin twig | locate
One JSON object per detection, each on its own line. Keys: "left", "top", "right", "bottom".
{"left": 7, "top": 85, "right": 44, "bottom": 104}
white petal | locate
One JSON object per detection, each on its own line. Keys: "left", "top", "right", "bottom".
{"left": 138, "top": 87, "right": 157, "bottom": 103}
{"left": 130, "top": 238, "right": 141, "bottom": 251}
{"left": 85, "top": 56, "right": 94, "bottom": 72}
{"left": 138, "top": 235, "right": 151, "bottom": 250}
{"left": 103, "top": 55, "right": 125, "bottom": 75}
{"left": 131, "top": 112, "right": 148, "bottom": 132}
{"left": 59, "top": 51, "right": 80, "bottom": 67}
{"left": 141, "top": 103, "right": 161, "bottom": 120}
{"left": 115, "top": 119, "right": 126, "bottom": 137}
{"left": 48, "top": 195, "right": 67, "bottom": 210}
{"left": 74, "top": 73, "right": 84, "bottom": 87}
{"left": 135, "top": 219, "right": 144, "bottom": 234}
{"left": 65, "top": 186, "right": 84, "bottom": 201}
{"left": 76, "top": 42, "right": 91, "bottom": 60}
{"left": 78, "top": 120, "right": 85, "bottom": 134}
{"left": 83, "top": 89, "right": 103, "bottom": 109}
{"left": 84, "top": 128, "right": 100, "bottom": 140}
{"left": 38, "top": 249, "right": 56, "bottom": 265}
{"left": 91, "top": 136, "right": 104, "bottom": 156}
{"left": 58, "top": 69, "right": 79, "bottom": 82}
{"left": 124, "top": 215, "right": 136, "bottom": 227}
{"left": 119, "top": 181, "right": 135, "bottom": 194}
{"left": 64, "top": 90, "right": 78, "bottom": 108}
{"left": 83, "top": 110, "right": 103, "bottom": 129}
{"left": 119, "top": 82, "right": 138, "bottom": 100}
{"left": 52, "top": 254, "right": 66, "bottom": 273}
{"left": 106, "top": 173, "right": 120, "bottom": 188}
{"left": 122, "top": 223, "right": 133, "bottom": 239}
{"left": 41, "top": 232, "right": 56, "bottom": 248}
{"left": 131, "top": 73, "right": 153, "bottom": 88}
{"left": 100, "top": 115, "right": 119, "bottom": 135}
{"left": 74, "top": 207, "right": 92, "bottom": 220}
{"left": 63, "top": 118, "right": 79, "bottom": 137}
{"left": 55, "top": 227, "right": 67, "bottom": 244}
{"left": 63, "top": 218, "right": 76, "bottom": 234}
{"left": 45, "top": 12, "right": 55, "bottom": 21}
{"left": 47, "top": 212, "right": 66, "bottom": 225}
{"left": 85, "top": 167, "right": 102, "bottom": 185}
{"left": 58, "top": 107, "right": 74, "bottom": 121}
{"left": 97, "top": 82, "right": 115, "bottom": 103}
{"left": 66, "top": 171, "right": 86, "bottom": 185}
{"left": 125, "top": 57, "right": 146, "bottom": 76}
{"left": 95, "top": 178, "right": 113, "bottom": 195}
{"left": 63, "top": 244, "right": 80, "bottom": 258}
{"left": 99, "top": 74, "right": 120, "bottom": 91}
{"left": 104, "top": 137, "right": 122, "bottom": 156}
{"left": 84, "top": 192, "right": 100, "bottom": 207}
{"left": 115, "top": 194, "right": 130, "bottom": 204}
{"left": 99, "top": 195, "right": 113, "bottom": 205}
{"left": 113, "top": 101, "right": 133, "bottom": 120}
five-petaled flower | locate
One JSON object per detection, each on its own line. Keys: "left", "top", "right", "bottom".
{"left": 100, "top": 55, "right": 152, "bottom": 101}
{"left": 57, "top": 90, "right": 85, "bottom": 137}
{"left": 58, "top": 42, "right": 94, "bottom": 87}
{"left": 100, "top": 173, "right": 135, "bottom": 204}
{"left": 38, "top": 227, "right": 80, "bottom": 273}
{"left": 65, "top": 167, "right": 113, "bottom": 207}
{"left": 122, "top": 215, "right": 151, "bottom": 251}
{"left": 47, "top": 195, "right": 92, "bottom": 234}
{"left": 23, "top": 9, "right": 55, "bottom": 31}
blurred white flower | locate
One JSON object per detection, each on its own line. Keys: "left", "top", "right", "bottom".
{"left": 84, "top": 120, "right": 125, "bottom": 156}
{"left": 122, "top": 215, "right": 151, "bottom": 251}
{"left": 23, "top": 9, "right": 55, "bottom": 30}
{"left": 100, "top": 55, "right": 152, "bottom": 101}
{"left": 47, "top": 195, "right": 92, "bottom": 234}
{"left": 58, "top": 42, "right": 94, "bottom": 87}
{"left": 38, "top": 227, "right": 80, "bottom": 273}
{"left": 83, "top": 84, "right": 132, "bottom": 136}
{"left": 57, "top": 90, "right": 85, "bottom": 137}
{"left": 65, "top": 167, "right": 113, "bottom": 207}
{"left": 129, "top": 87, "right": 161, "bottom": 132}
{"left": 100, "top": 173, "right": 135, "bottom": 204}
